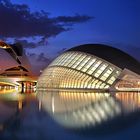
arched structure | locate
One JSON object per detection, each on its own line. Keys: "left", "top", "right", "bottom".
{"left": 38, "top": 44, "right": 140, "bottom": 91}
{"left": 0, "top": 41, "right": 31, "bottom": 75}
{"left": 0, "top": 41, "right": 37, "bottom": 89}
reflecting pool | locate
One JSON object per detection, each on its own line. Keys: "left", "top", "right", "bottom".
{"left": 1, "top": 89, "right": 140, "bottom": 140}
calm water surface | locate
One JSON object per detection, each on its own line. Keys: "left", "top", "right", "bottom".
{"left": 0, "top": 89, "right": 140, "bottom": 140}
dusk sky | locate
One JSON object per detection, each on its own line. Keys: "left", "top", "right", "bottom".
{"left": 0, "top": 0, "right": 140, "bottom": 75}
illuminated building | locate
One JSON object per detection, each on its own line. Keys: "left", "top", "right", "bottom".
{"left": 0, "top": 41, "right": 36, "bottom": 90}
{"left": 38, "top": 44, "right": 140, "bottom": 91}
{"left": 0, "top": 41, "right": 31, "bottom": 76}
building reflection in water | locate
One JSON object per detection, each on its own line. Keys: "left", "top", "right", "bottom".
{"left": 37, "top": 90, "right": 140, "bottom": 130}
{"left": 0, "top": 89, "right": 36, "bottom": 132}
{"left": 115, "top": 92, "right": 140, "bottom": 113}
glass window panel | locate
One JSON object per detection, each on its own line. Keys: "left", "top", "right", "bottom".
{"left": 91, "top": 83, "right": 95, "bottom": 88}
{"left": 94, "top": 80, "right": 99, "bottom": 84}
{"left": 105, "top": 85, "right": 109, "bottom": 88}
{"left": 77, "top": 57, "right": 90, "bottom": 70}
{"left": 72, "top": 61, "right": 81, "bottom": 68}
{"left": 100, "top": 76, "right": 107, "bottom": 81}
{"left": 94, "top": 61, "right": 102, "bottom": 68}
{"left": 81, "top": 67, "right": 87, "bottom": 72}
{"left": 100, "top": 67, "right": 114, "bottom": 80}
{"left": 69, "top": 54, "right": 88, "bottom": 68}
{"left": 64, "top": 53, "right": 75, "bottom": 64}
{"left": 107, "top": 76, "right": 116, "bottom": 84}
{"left": 87, "top": 61, "right": 102, "bottom": 75}
{"left": 100, "top": 83, "right": 106, "bottom": 88}
{"left": 88, "top": 66, "right": 97, "bottom": 73}
{"left": 81, "top": 58, "right": 96, "bottom": 72}
{"left": 87, "top": 70, "right": 94, "bottom": 74}
{"left": 94, "top": 72, "right": 100, "bottom": 78}
{"left": 63, "top": 53, "right": 76, "bottom": 66}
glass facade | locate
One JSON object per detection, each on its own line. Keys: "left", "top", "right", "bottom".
{"left": 38, "top": 51, "right": 122, "bottom": 90}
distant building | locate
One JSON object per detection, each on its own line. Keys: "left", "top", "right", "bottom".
{"left": 0, "top": 41, "right": 36, "bottom": 90}
{"left": 38, "top": 44, "right": 140, "bottom": 91}
{"left": 0, "top": 41, "right": 32, "bottom": 76}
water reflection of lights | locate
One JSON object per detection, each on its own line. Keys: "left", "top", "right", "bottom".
{"left": 0, "top": 89, "right": 36, "bottom": 101}
{"left": 37, "top": 91, "right": 123, "bottom": 128}
{"left": 37, "top": 90, "right": 140, "bottom": 129}
{"left": 0, "top": 89, "right": 36, "bottom": 132}
{"left": 115, "top": 92, "right": 140, "bottom": 112}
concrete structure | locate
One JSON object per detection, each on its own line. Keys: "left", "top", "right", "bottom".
{"left": 0, "top": 41, "right": 37, "bottom": 90}
{"left": 38, "top": 44, "right": 140, "bottom": 91}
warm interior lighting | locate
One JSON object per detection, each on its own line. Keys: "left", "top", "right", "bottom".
{"left": 38, "top": 51, "right": 121, "bottom": 90}
{"left": 0, "top": 41, "right": 10, "bottom": 49}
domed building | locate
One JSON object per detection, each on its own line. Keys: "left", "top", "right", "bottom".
{"left": 38, "top": 44, "right": 140, "bottom": 91}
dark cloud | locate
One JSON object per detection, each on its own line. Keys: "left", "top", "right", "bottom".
{"left": 0, "top": 0, "right": 92, "bottom": 39}
{"left": 57, "top": 48, "right": 67, "bottom": 54}
{"left": 55, "top": 15, "right": 93, "bottom": 24}
{"left": 27, "top": 52, "right": 52, "bottom": 75}
{"left": 27, "top": 52, "right": 51, "bottom": 64}
{"left": 14, "top": 39, "right": 37, "bottom": 48}
{"left": 37, "top": 53, "right": 50, "bottom": 63}
{"left": 27, "top": 52, "right": 36, "bottom": 57}
{"left": 27, "top": 52, "right": 51, "bottom": 75}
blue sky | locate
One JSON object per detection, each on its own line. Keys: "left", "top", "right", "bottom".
{"left": 1, "top": 0, "right": 140, "bottom": 75}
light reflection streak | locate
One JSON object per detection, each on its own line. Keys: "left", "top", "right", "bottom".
{"left": 37, "top": 91, "right": 117, "bottom": 128}
{"left": 115, "top": 92, "right": 140, "bottom": 112}
{"left": 0, "top": 89, "right": 36, "bottom": 132}
{"left": 52, "top": 95, "right": 55, "bottom": 114}
{"left": 37, "top": 90, "right": 140, "bottom": 129}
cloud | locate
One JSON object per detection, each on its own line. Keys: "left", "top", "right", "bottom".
{"left": 0, "top": 0, "right": 92, "bottom": 39}
{"left": 27, "top": 52, "right": 51, "bottom": 75}
{"left": 27, "top": 52, "right": 51, "bottom": 64}
{"left": 27, "top": 52, "right": 36, "bottom": 57}
{"left": 14, "top": 39, "right": 37, "bottom": 48}
{"left": 37, "top": 53, "right": 50, "bottom": 63}
{"left": 55, "top": 15, "right": 93, "bottom": 24}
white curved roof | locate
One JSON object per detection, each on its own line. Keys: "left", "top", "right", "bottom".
{"left": 0, "top": 48, "right": 18, "bottom": 74}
